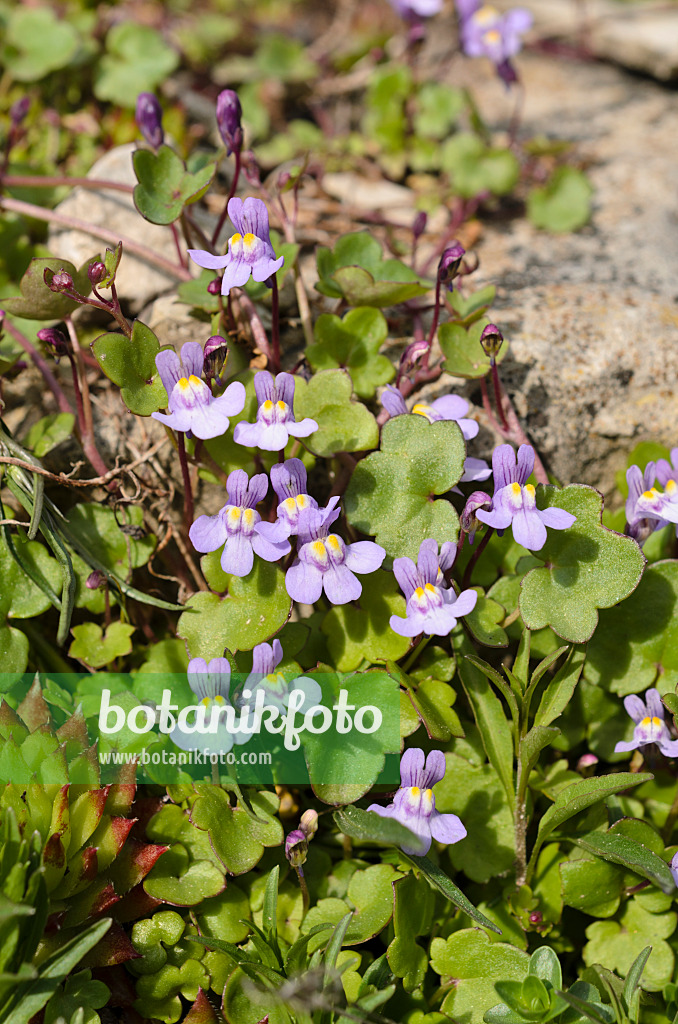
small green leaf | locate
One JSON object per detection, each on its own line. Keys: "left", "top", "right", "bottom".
{"left": 440, "top": 133, "right": 520, "bottom": 199}
{"left": 101, "top": 243, "right": 123, "bottom": 288}
{"left": 315, "top": 230, "right": 429, "bottom": 307}
{"left": 24, "top": 414, "right": 76, "bottom": 457}
{"left": 438, "top": 319, "right": 508, "bottom": 379}
{"left": 2, "top": 7, "right": 79, "bottom": 82}
{"left": 95, "top": 23, "right": 179, "bottom": 107}
{"left": 293, "top": 369, "right": 378, "bottom": 457}
{"left": 534, "top": 646, "right": 585, "bottom": 727}
{"left": 333, "top": 805, "right": 418, "bottom": 848}
{"left": 69, "top": 622, "right": 135, "bottom": 668}
{"left": 92, "top": 320, "right": 168, "bottom": 415}
{"left": 464, "top": 589, "right": 509, "bottom": 648}
{"left": 584, "top": 899, "right": 675, "bottom": 992}
{"left": 345, "top": 415, "right": 464, "bottom": 560}
{"left": 528, "top": 167, "right": 593, "bottom": 233}
{"left": 431, "top": 929, "right": 528, "bottom": 1024}
{"left": 144, "top": 851, "right": 226, "bottom": 906}
{"left": 3, "top": 257, "right": 92, "bottom": 320}
{"left": 519, "top": 485, "right": 646, "bottom": 644}
{"left": 306, "top": 308, "right": 394, "bottom": 399}
{"left": 574, "top": 830, "right": 675, "bottom": 894}
{"left": 133, "top": 145, "right": 215, "bottom": 226}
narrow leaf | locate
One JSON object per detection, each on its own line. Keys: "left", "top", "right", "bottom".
{"left": 404, "top": 853, "right": 501, "bottom": 933}
{"left": 574, "top": 831, "right": 674, "bottom": 894}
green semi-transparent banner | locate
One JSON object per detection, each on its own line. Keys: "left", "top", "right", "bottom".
{"left": 0, "top": 671, "right": 401, "bottom": 786}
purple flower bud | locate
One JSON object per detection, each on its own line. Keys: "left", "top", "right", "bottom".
{"left": 437, "top": 243, "right": 466, "bottom": 290}
{"left": 400, "top": 337, "right": 430, "bottom": 373}
{"left": 285, "top": 829, "right": 308, "bottom": 872}
{"left": 576, "top": 753, "right": 598, "bottom": 775}
{"left": 135, "top": 93, "right": 164, "bottom": 150}
{"left": 299, "top": 809, "right": 318, "bottom": 838}
{"left": 207, "top": 278, "right": 222, "bottom": 295}
{"left": 413, "top": 210, "right": 428, "bottom": 240}
{"left": 216, "top": 90, "right": 243, "bottom": 156}
{"left": 37, "top": 327, "right": 69, "bottom": 357}
{"left": 47, "top": 269, "right": 74, "bottom": 293}
{"left": 203, "top": 335, "right": 228, "bottom": 383}
{"left": 529, "top": 911, "right": 543, "bottom": 925}
{"left": 480, "top": 323, "right": 504, "bottom": 361}
{"left": 88, "top": 261, "right": 107, "bottom": 286}
{"left": 10, "top": 96, "right": 31, "bottom": 126}
{"left": 86, "top": 570, "right": 106, "bottom": 590}
{"left": 461, "top": 490, "right": 492, "bottom": 543}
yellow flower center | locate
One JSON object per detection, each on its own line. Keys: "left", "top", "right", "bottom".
{"left": 178, "top": 377, "right": 190, "bottom": 390}
{"left": 474, "top": 4, "right": 499, "bottom": 25}
{"left": 424, "top": 583, "right": 436, "bottom": 594}
{"left": 511, "top": 482, "right": 522, "bottom": 496}
{"left": 483, "top": 28, "right": 501, "bottom": 43}
{"left": 228, "top": 507, "right": 242, "bottom": 524}
{"left": 414, "top": 586, "right": 425, "bottom": 599}
{"left": 667, "top": 480, "right": 677, "bottom": 494}
{"left": 412, "top": 403, "right": 433, "bottom": 419}
{"left": 641, "top": 716, "right": 662, "bottom": 727}
{"left": 312, "top": 540, "right": 327, "bottom": 559}
{"left": 243, "top": 232, "right": 256, "bottom": 246}
{"left": 411, "top": 786, "right": 420, "bottom": 796}
{"left": 230, "top": 232, "right": 242, "bottom": 245}
{"left": 276, "top": 400, "right": 288, "bottom": 414}
{"left": 262, "top": 400, "right": 274, "bottom": 412}
{"left": 242, "top": 509, "right": 255, "bottom": 528}
{"left": 524, "top": 484, "right": 535, "bottom": 498}
{"left": 326, "top": 534, "right": 342, "bottom": 553}
{"left": 188, "top": 374, "right": 202, "bottom": 386}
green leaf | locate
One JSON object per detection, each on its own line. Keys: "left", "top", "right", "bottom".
{"left": 177, "top": 558, "right": 291, "bottom": 655}
{"left": 95, "top": 23, "right": 179, "bottom": 107}
{"left": 333, "top": 805, "right": 418, "bottom": 849}
{"left": 315, "top": 230, "right": 429, "bottom": 306}
{"left": 92, "top": 320, "right": 168, "bottom": 416}
{"left": 560, "top": 854, "right": 624, "bottom": 918}
{"left": 306, "top": 308, "right": 394, "bottom": 399}
{"left": 3, "top": 257, "right": 92, "bottom": 320}
{"left": 293, "top": 369, "right": 378, "bottom": 457}
{"left": 574, "top": 830, "right": 675, "bottom": 894}
{"left": 68, "top": 621, "right": 135, "bottom": 668}
{"left": 438, "top": 319, "right": 509, "bottom": 379}
{"left": 345, "top": 415, "right": 464, "bottom": 560}
{"left": 440, "top": 133, "right": 520, "bottom": 199}
{"left": 387, "top": 873, "right": 433, "bottom": 991}
{"left": 133, "top": 145, "right": 215, "bottom": 225}
{"left": 585, "top": 561, "right": 678, "bottom": 696}
{"left": 406, "top": 855, "right": 501, "bottom": 933}
{"left": 519, "top": 485, "right": 646, "bottom": 644}
{"left": 584, "top": 898, "right": 675, "bottom": 992}
{"left": 304, "top": 864, "right": 404, "bottom": 946}
{"left": 622, "top": 945, "right": 652, "bottom": 1017}
{"left": 431, "top": 929, "right": 529, "bottom": 1024}
{"left": 64, "top": 503, "right": 156, "bottom": 576}
{"left": 534, "top": 646, "right": 586, "bottom": 727}
{"left": 101, "top": 242, "right": 123, "bottom": 289}
{"left": 144, "top": 852, "right": 226, "bottom": 906}
{"left": 520, "top": 725, "right": 561, "bottom": 781}
{"left": 321, "top": 571, "right": 410, "bottom": 671}
{"left": 413, "top": 83, "right": 466, "bottom": 139}
{"left": 24, "top": 414, "right": 76, "bottom": 458}
{"left": 191, "top": 788, "right": 283, "bottom": 875}
{"left": 2, "top": 7, "right": 79, "bottom": 81}
{"left": 528, "top": 167, "right": 593, "bottom": 233}
{"left": 464, "top": 589, "right": 509, "bottom": 648}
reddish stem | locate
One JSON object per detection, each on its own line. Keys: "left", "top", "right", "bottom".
{"left": 177, "top": 432, "right": 194, "bottom": 535}
{"left": 271, "top": 276, "right": 281, "bottom": 372}
{"left": 1, "top": 174, "right": 134, "bottom": 193}
{"left": 211, "top": 148, "right": 241, "bottom": 248}
{"left": 4, "top": 320, "right": 72, "bottom": 415}
{"left": 491, "top": 361, "right": 509, "bottom": 432}
{"left": 462, "top": 527, "right": 494, "bottom": 589}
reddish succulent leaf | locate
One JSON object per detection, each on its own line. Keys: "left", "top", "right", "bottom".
{"left": 184, "top": 989, "right": 221, "bottom": 1024}
{"left": 109, "top": 837, "right": 169, "bottom": 893}
{"left": 43, "top": 833, "right": 67, "bottom": 870}
{"left": 17, "top": 676, "right": 51, "bottom": 731}
{"left": 56, "top": 706, "right": 90, "bottom": 746}
{"left": 106, "top": 759, "right": 137, "bottom": 816}
{"left": 0, "top": 699, "right": 28, "bottom": 742}
{"left": 111, "top": 881, "right": 163, "bottom": 923}
{"left": 80, "top": 920, "right": 141, "bottom": 967}
{"left": 129, "top": 794, "right": 166, "bottom": 837}
{"left": 62, "top": 880, "right": 120, "bottom": 928}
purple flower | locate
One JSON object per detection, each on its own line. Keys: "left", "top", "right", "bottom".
{"left": 152, "top": 342, "right": 245, "bottom": 440}
{"left": 255, "top": 458, "right": 318, "bottom": 546}
{"left": 188, "top": 197, "right": 284, "bottom": 296}
{"left": 170, "top": 657, "right": 236, "bottom": 755}
{"left": 216, "top": 89, "right": 243, "bottom": 155}
{"left": 234, "top": 372, "right": 318, "bottom": 452}
{"left": 189, "top": 469, "right": 289, "bottom": 576}
{"left": 135, "top": 92, "right": 163, "bottom": 149}
{"left": 389, "top": 0, "right": 443, "bottom": 19}
{"left": 243, "top": 639, "right": 322, "bottom": 715}
{"left": 368, "top": 748, "right": 466, "bottom": 856}
{"left": 390, "top": 539, "right": 477, "bottom": 637}
{"left": 614, "top": 689, "right": 678, "bottom": 758}
{"left": 380, "top": 384, "right": 479, "bottom": 440}
{"left": 671, "top": 851, "right": 678, "bottom": 888}
{"left": 475, "top": 444, "right": 576, "bottom": 551}
{"left": 285, "top": 499, "right": 386, "bottom": 605}
{"left": 457, "top": 0, "right": 532, "bottom": 84}
{"left": 625, "top": 463, "right": 665, "bottom": 545}
{"left": 632, "top": 457, "right": 678, "bottom": 532}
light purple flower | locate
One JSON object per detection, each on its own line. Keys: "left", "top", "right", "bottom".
{"left": 475, "top": 444, "right": 576, "bottom": 551}
{"left": 188, "top": 197, "right": 284, "bottom": 296}
{"left": 152, "top": 342, "right": 246, "bottom": 440}
{"left": 242, "top": 639, "right": 322, "bottom": 715}
{"left": 234, "top": 372, "right": 318, "bottom": 452}
{"left": 170, "top": 657, "right": 236, "bottom": 755}
{"left": 390, "top": 538, "right": 477, "bottom": 638}
{"left": 458, "top": 1, "right": 533, "bottom": 68}
{"left": 614, "top": 689, "right": 678, "bottom": 758}
{"left": 389, "top": 0, "right": 443, "bottom": 20}
{"left": 625, "top": 462, "right": 666, "bottom": 545}
{"left": 380, "top": 384, "right": 479, "bottom": 440}
{"left": 255, "top": 458, "right": 318, "bottom": 546}
{"left": 189, "top": 469, "right": 289, "bottom": 576}
{"left": 670, "top": 851, "right": 678, "bottom": 888}
{"left": 368, "top": 748, "right": 466, "bottom": 856}
{"left": 633, "top": 473, "right": 678, "bottom": 530}
{"left": 285, "top": 498, "right": 386, "bottom": 606}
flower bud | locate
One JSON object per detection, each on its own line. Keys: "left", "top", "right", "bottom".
{"left": 480, "top": 323, "right": 504, "bottom": 361}
{"left": 47, "top": 269, "right": 74, "bottom": 293}
{"left": 86, "top": 570, "right": 106, "bottom": 590}
{"left": 10, "top": 96, "right": 31, "bottom": 126}
{"left": 285, "top": 829, "right": 308, "bottom": 872}
{"left": 135, "top": 93, "right": 164, "bottom": 150}
{"left": 461, "top": 490, "right": 492, "bottom": 544}
{"left": 216, "top": 89, "right": 243, "bottom": 156}
{"left": 529, "top": 911, "right": 543, "bottom": 925}
{"left": 437, "top": 243, "right": 465, "bottom": 290}
{"left": 576, "top": 753, "right": 598, "bottom": 776}
{"left": 400, "top": 336, "right": 429, "bottom": 373}
{"left": 88, "top": 261, "right": 107, "bottom": 286}
{"left": 207, "top": 278, "right": 222, "bottom": 295}
{"left": 299, "top": 809, "right": 318, "bottom": 838}
{"left": 203, "top": 335, "right": 228, "bottom": 384}
{"left": 413, "top": 210, "right": 428, "bottom": 241}
{"left": 37, "top": 327, "right": 69, "bottom": 358}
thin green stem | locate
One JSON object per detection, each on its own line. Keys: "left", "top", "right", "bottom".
{"left": 402, "top": 634, "right": 431, "bottom": 673}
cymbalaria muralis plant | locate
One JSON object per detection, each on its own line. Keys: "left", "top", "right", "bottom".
{"left": 0, "top": 1, "right": 674, "bottom": 1023}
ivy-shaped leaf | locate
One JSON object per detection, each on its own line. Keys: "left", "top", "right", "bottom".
{"left": 519, "top": 485, "right": 645, "bottom": 644}
{"left": 133, "top": 145, "right": 215, "bottom": 226}
{"left": 585, "top": 560, "right": 678, "bottom": 696}
{"left": 293, "top": 369, "right": 378, "bottom": 457}
{"left": 321, "top": 571, "right": 410, "bottom": 671}
{"left": 345, "top": 415, "right": 465, "bottom": 560}
{"left": 438, "top": 319, "right": 508, "bottom": 379}
{"left": 3, "top": 256, "right": 93, "bottom": 320}
{"left": 464, "top": 589, "right": 509, "bottom": 648}
{"left": 92, "top": 320, "right": 168, "bottom": 416}
{"left": 584, "top": 898, "right": 676, "bottom": 992}
{"left": 190, "top": 788, "right": 283, "bottom": 875}
{"left": 315, "top": 231, "right": 429, "bottom": 307}
{"left": 440, "top": 133, "right": 520, "bottom": 199}
{"left": 177, "top": 558, "right": 291, "bottom": 656}
{"left": 68, "top": 622, "right": 135, "bottom": 669}
{"left": 430, "top": 929, "right": 529, "bottom": 1024}
{"left": 95, "top": 23, "right": 180, "bottom": 108}
{"left": 1, "top": 7, "right": 79, "bottom": 82}
{"left": 528, "top": 167, "right": 593, "bottom": 234}
{"left": 306, "top": 308, "right": 394, "bottom": 399}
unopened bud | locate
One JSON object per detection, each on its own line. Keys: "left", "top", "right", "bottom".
{"left": 480, "top": 323, "right": 504, "bottom": 361}
{"left": 413, "top": 211, "right": 427, "bottom": 240}
{"left": 37, "top": 327, "right": 69, "bottom": 358}
{"left": 135, "top": 92, "right": 164, "bottom": 150}
{"left": 461, "top": 490, "right": 492, "bottom": 544}
{"left": 86, "top": 570, "right": 106, "bottom": 590}
{"left": 10, "top": 96, "right": 31, "bottom": 126}
{"left": 216, "top": 89, "right": 243, "bottom": 156}
{"left": 46, "top": 269, "right": 74, "bottom": 293}
{"left": 577, "top": 753, "right": 598, "bottom": 776}
{"left": 203, "top": 335, "right": 228, "bottom": 383}
{"left": 207, "top": 278, "right": 222, "bottom": 295}
{"left": 240, "top": 150, "right": 262, "bottom": 188}
{"left": 437, "top": 243, "right": 465, "bottom": 290}
{"left": 88, "top": 261, "right": 106, "bottom": 286}
{"left": 529, "top": 911, "right": 543, "bottom": 925}
{"left": 400, "top": 337, "right": 429, "bottom": 373}
{"left": 299, "top": 809, "right": 318, "bottom": 838}
{"left": 285, "top": 829, "right": 308, "bottom": 872}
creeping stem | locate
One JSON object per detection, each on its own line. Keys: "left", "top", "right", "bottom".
{"left": 176, "top": 432, "right": 195, "bottom": 535}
